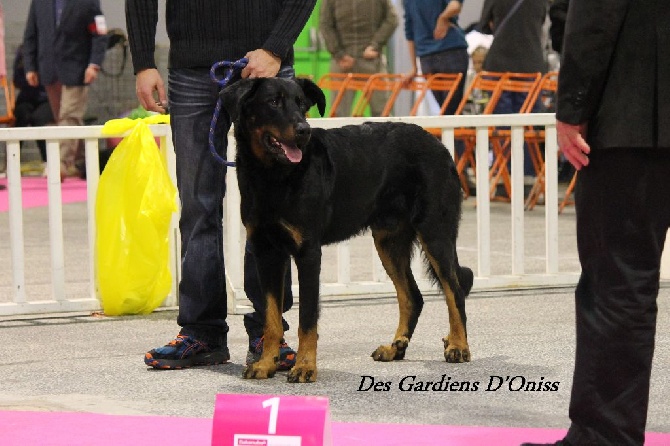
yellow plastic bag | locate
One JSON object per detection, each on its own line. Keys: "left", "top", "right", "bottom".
{"left": 96, "top": 115, "right": 177, "bottom": 315}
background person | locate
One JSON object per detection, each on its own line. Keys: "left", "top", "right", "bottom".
{"left": 22, "top": 0, "right": 108, "bottom": 179}
{"left": 319, "top": 0, "right": 398, "bottom": 117}
{"left": 402, "top": 0, "right": 469, "bottom": 116}
{"left": 479, "top": 0, "right": 549, "bottom": 179}
{"left": 125, "top": 0, "right": 316, "bottom": 371}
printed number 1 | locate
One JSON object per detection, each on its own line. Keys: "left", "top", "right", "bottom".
{"left": 262, "top": 397, "right": 280, "bottom": 434}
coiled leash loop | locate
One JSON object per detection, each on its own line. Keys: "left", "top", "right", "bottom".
{"left": 208, "top": 57, "right": 248, "bottom": 167}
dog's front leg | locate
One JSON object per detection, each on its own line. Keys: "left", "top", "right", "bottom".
{"left": 242, "top": 240, "right": 289, "bottom": 380}
{"left": 287, "top": 247, "right": 322, "bottom": 383}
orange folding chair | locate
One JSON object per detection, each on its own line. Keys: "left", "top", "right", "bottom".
{"left": 317, "top": 72, "right": 373, "bottom": 117}
{"left": 411, "top": 73, "right": 464, "bottom": 116}
{"left": 486, "top": 72, "right": 542, "bottom": 201}
{"left": 316, "top": 73, "right": 352, "bottom": 118}
{"left": 351, "top": 73, "right": 403, "bottom": 117}
{"left": 559, "top": 171, "right": 577, "bottom": 214}
{"left": 0, "top": 76, "right": 16, "bottom": 127}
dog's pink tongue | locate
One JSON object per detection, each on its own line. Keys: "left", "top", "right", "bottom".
{"left": 282, "top": 143, "right": 302, "bottom": 163}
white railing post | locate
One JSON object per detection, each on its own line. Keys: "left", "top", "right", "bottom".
{"left": 46, "top": 140, "right": 66, "bottom": 301}
{"left": 475, "top": 126, "right": 491, "bottom": 278}
{"left": 84, "top": 138, "right": 101, "bottom": 301}
{"left": 159, "top": 129, "right": 180, "bottom": 308}
{"left": 225, "top": 128, "right": 243, "bottom": 312}
{"left": 544, "top": 125, "right": 559, "bottom": 274}
{"left": 6, "top": 140, "right": 26, "bottom": 303}
{"left": 510, "top": 126, "right": 525, "bottom": 275}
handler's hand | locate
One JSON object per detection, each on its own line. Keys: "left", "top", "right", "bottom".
{"left": 26, "top": 71, "right": 40, "bottom": 88}
{"left": 135, "top": 68, "right": 167, "bottom": 114}
{"left": 242, "top": 49, "right": 281, "bottom": 79}
{"left": 557, "top": 120, "right": 590, "bottom": 170}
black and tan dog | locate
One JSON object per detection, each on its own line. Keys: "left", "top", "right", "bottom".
{"left": 221, "top": 77, "right": 473, "bottom": 383}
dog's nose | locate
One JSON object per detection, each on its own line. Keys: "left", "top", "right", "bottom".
{"left": 295, "top": 122, "right": 311, "bottom": 139}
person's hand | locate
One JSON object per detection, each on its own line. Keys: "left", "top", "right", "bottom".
{"left": 26, "top": 71, "right": 39, "bottom": 87}
{"left": 363, "top": 46, "right": 379, "bottom": 60}
{"left": 84, "top": 64, "right": 100, "bottom": 85}
{"left": 242, "top": 49, "right": 281, "bottom": 78}
{"left": 434, "top": 16, "right": 452, "bottom": 39}
{"left": 401, "top": 68, "right": 418, "bottom": 87}
{"left": 135, "top": 68, "right": 167, "bottom": 114}
{"left": 337, "top": 54, "right": 355, "bottom": 70}
{"left": 557, "top": 120, "right": 590, "bottom": 170}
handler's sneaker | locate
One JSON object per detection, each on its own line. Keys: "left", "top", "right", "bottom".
{"left": 144, "top": 334, "right": 230, "bottom": 369}
{"left": 246, "top": 337, "right": 296, "bottom": 371}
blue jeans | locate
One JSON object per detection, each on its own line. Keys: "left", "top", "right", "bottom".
{"left": 169, "top": 66, "right": 294, "bottom": 346}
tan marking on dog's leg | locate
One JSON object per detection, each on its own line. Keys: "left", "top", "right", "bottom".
{"left": 279, "top": 219, "right": 304, "bottom": 249}
{"left": 418, "top": 237, "right": 470, "bottom": 363}
{"left": 370, "top": 230, "right": 413, "bottom": 362}
{"left": 243, "top": 293, "right": 282, "bottom": 379}
{"left": 287, "top": 326, "right": 318, "bottom": 383}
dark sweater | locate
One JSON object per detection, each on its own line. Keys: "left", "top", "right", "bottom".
{"left": 125, "top": 0, "right": 316, "bottom": 73}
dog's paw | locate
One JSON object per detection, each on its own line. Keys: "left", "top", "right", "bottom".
{"left": 371, "top": 337, "right": 409, "bottom": 361}
{"left": 287, "top": 365, "right": 317, "bottom": 383}
{"left": 442, "top": 336, "right": 471, "bottom": 363}
{"left": 242, "top": 362, "right": 277, "bottom": 379}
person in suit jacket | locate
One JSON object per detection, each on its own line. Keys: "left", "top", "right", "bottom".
{"left": 22, "top": 0, "right": 108, "bottom": 179}
{"left": 522, "top": 0, "right": 670, "bottom": 445}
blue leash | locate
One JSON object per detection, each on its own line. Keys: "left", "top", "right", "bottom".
{"left": 208, "top": 57, "right": 248, "bottom": 167}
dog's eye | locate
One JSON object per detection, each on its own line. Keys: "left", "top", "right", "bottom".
{"left": 269, "top": 97, "right": 282, "bottom": 108}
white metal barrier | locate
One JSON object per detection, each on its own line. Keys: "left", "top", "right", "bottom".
{"left": 0, "top": 124, "right": 178, "bottom": 316}
{"left": 0, "top": 114, "right": 580, "bottom": 317}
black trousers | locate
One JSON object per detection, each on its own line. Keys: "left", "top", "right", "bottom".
{"left": 566, "top": 148, "right": 670, "bottom": 445}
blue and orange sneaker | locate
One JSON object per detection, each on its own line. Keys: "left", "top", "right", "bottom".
{"left": 246, "top": 337, "right": 296, "bottom": 371}
{"left": 144, "top": 334, "right": 230, "bottom": 370}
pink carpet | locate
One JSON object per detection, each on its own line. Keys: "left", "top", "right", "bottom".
{"left": 0, "top": 177, "right": 89, "bottom": 212}
{"left": 2, "top": 411, "right": 669, "bottom": 446}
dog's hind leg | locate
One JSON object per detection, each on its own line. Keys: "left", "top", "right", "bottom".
{"left": 417, "top": 233, "right": 471, "bottom": 363}
{"left": 370, "top": 226, "right": 424, "bottom": 362}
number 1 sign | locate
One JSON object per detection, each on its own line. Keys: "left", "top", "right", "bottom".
{"left": 211, "top": 394, "right": 332, "bottom": 446}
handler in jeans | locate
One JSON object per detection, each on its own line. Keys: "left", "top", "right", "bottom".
{"left": 125, "top": 0, "right": 316, "bottom": 370}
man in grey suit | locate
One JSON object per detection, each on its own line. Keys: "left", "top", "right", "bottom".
{"left": 522, "top": 0, "right": 669, "bottom": 445}
{"left": 22, "top": 0, "right": 108, "bottom": 178}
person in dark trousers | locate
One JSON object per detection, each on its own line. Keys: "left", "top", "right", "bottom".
{"left": 13, "top": 44, "right": 54, "bottom": 166}
{"left": 522, "top": 0, "right": 670, "bottom": 445}
{"left": 402, "top": 0, "right": 469, "bottom": 116}
{"left": 480, "top": 0, "right": 549, "bottom": 178}
{"left": 125, "top": 0, "right": 316, "bottom": 371}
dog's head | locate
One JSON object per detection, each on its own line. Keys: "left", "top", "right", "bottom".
{"left": 221, "top": 77, "right": 326, "bottom": 165}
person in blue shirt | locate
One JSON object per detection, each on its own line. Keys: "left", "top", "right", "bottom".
{"left": 402, "top": 0, "right": 469, "bottom": 115}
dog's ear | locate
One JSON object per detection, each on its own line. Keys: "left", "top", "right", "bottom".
{"left": 296, "top": 78, "right": 326, "bottom": 117}
{"left": 220, "top": 78, "right": 259, "bottom": 122}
